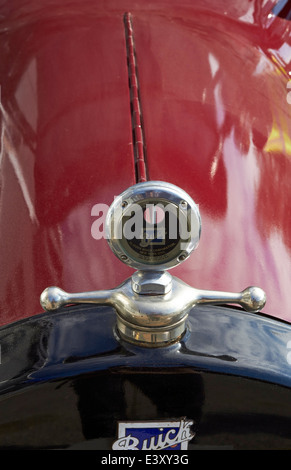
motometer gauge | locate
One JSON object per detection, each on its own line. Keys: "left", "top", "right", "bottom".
{"left": 105, "top": 181, "right": 201, "bottom": 271}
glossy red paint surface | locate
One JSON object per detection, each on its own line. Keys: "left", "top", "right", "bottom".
{"left": 0, "top": 3, "right": 136, "bottom": 324}
{"left": 0, "top": 0, "right": 291, "bottom": 324}
{"left": 132, "top": 3, "right": 291, "bottom": 321}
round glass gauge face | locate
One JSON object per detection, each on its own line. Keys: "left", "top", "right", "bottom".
{"left": 121, "top": 199, "right": 187, "bottom": 266}
{"left": 106, "top": 181, "right": 201, "bottom": 270}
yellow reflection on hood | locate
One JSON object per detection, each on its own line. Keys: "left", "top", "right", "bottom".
{"left": 264, "top": 114, "right": 291, "bottom": 156}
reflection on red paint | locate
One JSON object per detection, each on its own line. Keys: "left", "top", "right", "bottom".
{"left": 0, "top": 0, "right": 291, "bottom": 324}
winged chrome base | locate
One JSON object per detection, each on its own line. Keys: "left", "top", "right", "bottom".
{"left": 40, "top": 271, "right": 266, "bottom": 347}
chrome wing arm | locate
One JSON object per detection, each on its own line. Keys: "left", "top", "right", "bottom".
{"left": 40, "top": 276, "right": 266, "bottom": 314}
{"left": 193, "top": 286, "right": 266, "bottom": 313}
{"left": 40, "top": 286, "right": 114, "bottom": 311}
{"left": 40, "top": 274, "right": 266, "bottom": 346}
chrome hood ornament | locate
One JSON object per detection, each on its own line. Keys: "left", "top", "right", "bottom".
{"left": 40, "top": 182, "right": 266, "bottom": 347}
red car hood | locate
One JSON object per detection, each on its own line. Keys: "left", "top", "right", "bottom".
{"left": 0, "top": 0, "right": 291, "bottom": 325}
